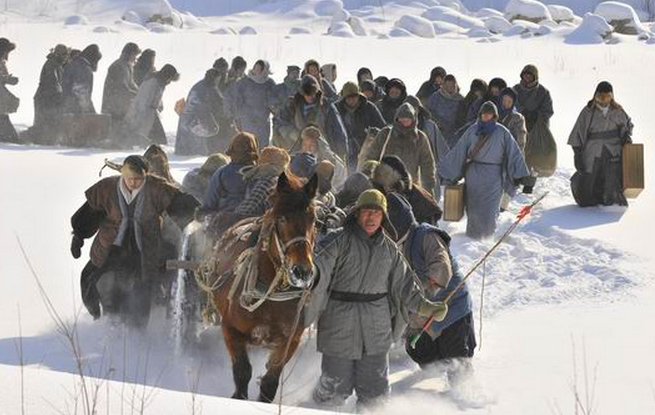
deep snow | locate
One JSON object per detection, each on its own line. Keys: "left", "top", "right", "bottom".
{"left": 0, "top": 1, "right": 654, "bottom": 414}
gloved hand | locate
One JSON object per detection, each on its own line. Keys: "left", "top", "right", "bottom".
{"left": 70, "top": 235, "right": 84, "bottom": 259}
{"left": 573, "top": 147, "right": 585, "bottom": 172}
{"left": 418, "top": 301, "right": 449, "bottom": 322}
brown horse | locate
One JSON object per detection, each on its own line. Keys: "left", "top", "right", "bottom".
{"left": 207, "top": 171, "right": 318, "bottom": 402}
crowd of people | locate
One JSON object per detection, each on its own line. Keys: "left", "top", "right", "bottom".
{"left": 0, "top": 36, "right": 637, "bottom": 409}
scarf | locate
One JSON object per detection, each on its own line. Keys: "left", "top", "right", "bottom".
{"left": 476, "top": 119, "right": 498, "bottom": 136}
{"left": 499, "top": 105, "right": 514, "bottom": 121}
{"left": 247, "top": 70, "right": 270, "bottom": 85}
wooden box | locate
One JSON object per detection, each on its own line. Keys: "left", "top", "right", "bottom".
{"left": 61, "top": 114, "right": 112, "bottom": 147}
{"left": 443, "top": 184, "right": 465, "bottom": 222}
{"left": 623, "top": 143, "right": 644, "bottom": 198}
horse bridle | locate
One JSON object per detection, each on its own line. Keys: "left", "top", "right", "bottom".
{"left": 267, "top": 218, "right": 315, "bottom": 288}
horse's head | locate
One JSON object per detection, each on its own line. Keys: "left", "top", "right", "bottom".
{"left": 268, "top": 171, "right": 318, "bottom": 289}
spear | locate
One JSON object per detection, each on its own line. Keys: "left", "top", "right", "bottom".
{"left": 409, "top": 192, "right": 548, "bottom": 349}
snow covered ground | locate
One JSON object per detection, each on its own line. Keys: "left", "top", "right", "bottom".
{"left": 1, "top": 1, "right": 654, "bottom": 414}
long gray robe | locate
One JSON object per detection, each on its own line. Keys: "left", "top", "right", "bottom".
{"left": 229, "top": 76, "right": 275, "bottom": 149}
{"left": 304, "top": 218, "right": 423, "bottom": 360}
{"left": 567, "top": 104, "right": 633, "bottom": 174}
{"left": 123, "top": 76, "right": 166, "bottom": 146}
{"left": 440, "top": 122, "right": 529, "bottom": 239}
{"left": 101, "top": 57, "right": 138, "bottom": 120}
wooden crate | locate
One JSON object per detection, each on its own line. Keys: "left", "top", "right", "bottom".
{"left": 61, "top": 114, "right": 112, "bottom": 147}
{"left": 443, "top": 184, "right": 465, "bottom": 222}
{"left": 623, "top": 143, "right": 644, "bottom": 198}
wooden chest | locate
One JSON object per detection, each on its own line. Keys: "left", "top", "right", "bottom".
{"left": 443, "top": 184, "right": 465, "bottom": 222}
{"left": 622, "top": 143, "right": 644, "bottom": 198}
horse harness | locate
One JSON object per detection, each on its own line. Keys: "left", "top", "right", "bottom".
{"left": 196, "top": 216, "right": 313, "bottom": 313}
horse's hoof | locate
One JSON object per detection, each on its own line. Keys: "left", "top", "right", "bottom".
{"left": 231, "top": 392, "right": 248, "bottom": 400}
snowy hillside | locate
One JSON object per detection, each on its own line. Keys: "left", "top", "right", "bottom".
{"left": 1, "top": 0, "right": 654, "bottom": 414}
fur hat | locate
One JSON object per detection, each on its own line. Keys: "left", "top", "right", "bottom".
{"left": 373, "top": 155, "right": 411, "bottom": 193}
{"left": 341, "top": 81, "right": 360, "bottom": 98}
{"left": 226, "top": 132, "right": 259, "bottom": 164}
{"left": 200, "top": 153, "right": 229, "bottom": 175}
{"left": 259, "top": 146, "right": 291, "bottom": 169}
{"left": 479, "top": 101, "right": 499, "bottom": 118}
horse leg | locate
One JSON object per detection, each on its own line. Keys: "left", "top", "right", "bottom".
{"left": 222, "top": 324, "right": 252, "bottom": 400}
{"left": 258, "top": 331, "right": 303, "bottom": 403}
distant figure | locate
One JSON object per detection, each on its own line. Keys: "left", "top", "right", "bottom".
{"left": 133, "top": 49, "right": 156, "bottom": 86}
{"left": 568, "top": 81, "right": 633, "bottom": 207}
{"left": 334, "top": 81, "right": 386, "bottom": 172}
{"left": 30, "top": 44, "right": 70, "bottom": 144}
{"left": 277, "top": 75, "right": 348, "bottom": 160}
{"left": 62, "top": 44, "right": 102, "bottom": 115}
{"left": 361, "top": 103, "right": 436, "bottom": 195}
{"left": 102, "top": 42, "right": 141, "bottom": 122}
{"left": 228, "top": 60, "right": 276, "bottom": 149}
{"left": 416, "top": 66, "right": 446, "bottom": 106}
{"left": 377, "top": 78, "right": 407, "bottom": 124}
{"left": 440, "top": 102, "right": 531, "bottom": 239}
{"left": 175, "top": 68, "right": 226, "bottom": 156}
{"left": 304, "top": 59, "right": 338, "bottom": 103}
{"left": 181, "top": 153, "right": 229, "bottom": 202}
{"left": 123, "top": 64, "right": 179, "bottom": 147}
{"left": 426, "top": 74, "right": 464, "bottom": 148}
{"left": 0, "top": 38, "right": 19, "bottom": 143}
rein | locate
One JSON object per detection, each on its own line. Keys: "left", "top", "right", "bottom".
{"left": 196, "top": 214, "right": 314, "bottom": 313}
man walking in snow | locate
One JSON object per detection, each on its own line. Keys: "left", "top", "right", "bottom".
{"left": 305, "top": 189, "right": 448, "bottom": 409}
{"left": 386, "top": 193, "right": 476, "bottom": 385}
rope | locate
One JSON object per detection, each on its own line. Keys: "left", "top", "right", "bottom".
{"left": 410, "top": 192, "right": 548, "bottom": 348}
